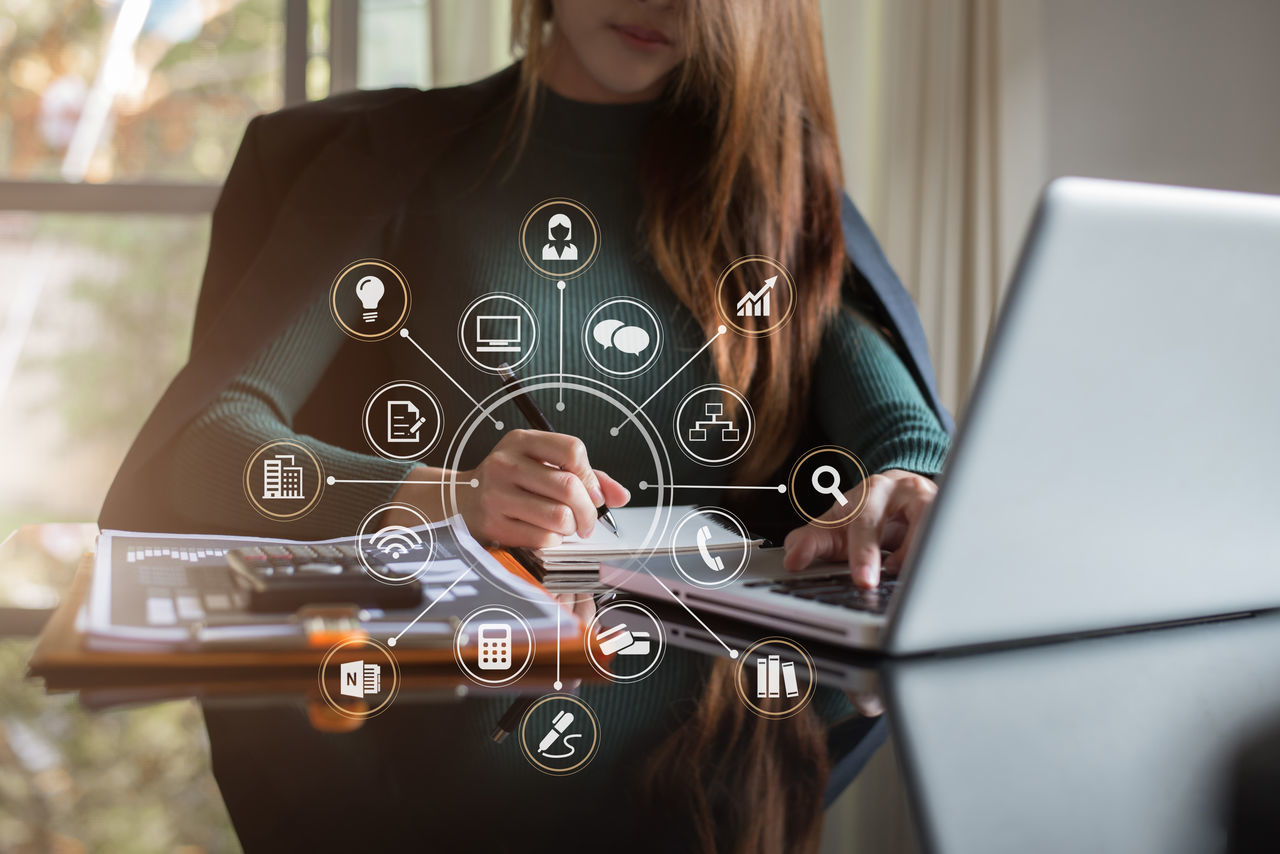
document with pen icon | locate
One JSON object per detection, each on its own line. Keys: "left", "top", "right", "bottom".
{"left": 387, "top": 400, "right": 424, "bottom": 442}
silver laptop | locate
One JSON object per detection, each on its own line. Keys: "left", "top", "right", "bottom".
{"left": 607, "top": 177, "right": 1280, "bottom": 654}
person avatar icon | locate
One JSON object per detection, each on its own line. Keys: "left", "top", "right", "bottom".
{"left": 541, "top": 212, "right": 579, "bottom": 261}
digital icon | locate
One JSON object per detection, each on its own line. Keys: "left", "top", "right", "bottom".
{"left": 387, "top": 399, "right": 425, "bottom": 443}
{"left": 538, "top": 710, "right": 580, "bottom": 758}
{"left": 541, "top": 213, "right": 579, "bottom": 261}
{"left": 370, "top": 524, "right": 424, "bottom": 559}
{"left": 262, "top": 454, "right": 305, "bottom": 500}
{"left": 735, "top": 638, "right": 815, "bottom": 719}
{"left": 674, "top": 385, "right": 754, "bottom": 466}
{"left": 454, "top": 605, "right": 535, "bottom": 686}
{"left": 715, "top": 255, "right": 795, "bottom": 337}
{"left": 592, "top": 318, "right": 651, "bottom": 355}
{"left": 354, "top": 274, "right": 384, "bottom": 323}
{"left": 355, "top": 503, "right": 436, "bottom": 584}
{"left": 520, "top": 198, "right": 600, "bottom": 280}
{"left": 755, "top": 654, "right": 800, "bottom": 699}
{"left": 243, "top": 439, "right": 324, "bottom": 521}
{"left": 328, "top": 259, "right": 411, "bottom": 341}
{"left": 697, "top": 526, "right": 725, "bottom": 571}
{"left": 363, "top": 382, "right": 443, "bottom": 461}
{"left": 477, "top": 623, "right": 512, "bottom": 670}
{"left": 787, "top": 446, "right": 869, "bottom": 527}
{"left": 811, "top": 464, "right": 849, "bottom": 507}
{"left": 457, "top": 293, "right": 538, "bottom": 374}
{"left": 669, "top": 507, "right": 751, "bottom": 588}
{"left": 474, "top": 315, "right": 522, "bottom": 353}
{"left": 688, "top": 401, "right": 739, "bottom": 443}
{"left": 585, "top": 601, "right": 665, "bottom": 683}
{"left": 736, "top": 275, "right": 776, "bottom": 317}
{"left": 339, "top": 659, "right": 382, "bottom": 698}
{"left": 518, "top": 693, "right": 601, "bottom": 775}
{"left": 595, "top": 623, "right": 652, "bottom": 656}
{"left": 583, "top": 297, "right": 663, "bottom": 377}
{"left": 318, "top": 637, "right": 399, "bottom": 720}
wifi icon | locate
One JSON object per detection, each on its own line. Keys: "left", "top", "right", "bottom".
{"left": 370, "top": 524, "right": 424, "bottom": 559}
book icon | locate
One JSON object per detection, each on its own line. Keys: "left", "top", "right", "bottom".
{"left": 756, "top": 654, "right": 800, "bottom": 699}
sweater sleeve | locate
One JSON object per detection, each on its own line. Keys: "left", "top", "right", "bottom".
{"left": 811, "top": 308, "right": 951, "bottom": 477}
{"left": 163, "top": 295, "right": 415, "bottom": 538}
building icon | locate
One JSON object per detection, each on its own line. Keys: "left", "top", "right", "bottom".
{"left": 262, "top": 454, "right": 305, "bottom": 500}
{"left": 736, "top": 275, "right": 777, "bottom": 317}
{"left": 688, "top": 402, "right": 739, "bottom": 443}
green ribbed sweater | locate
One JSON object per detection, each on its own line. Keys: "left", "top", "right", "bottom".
{"left": 164, "top": 87, "right": 951, "bottom": 539}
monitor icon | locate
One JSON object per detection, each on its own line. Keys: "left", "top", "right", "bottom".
{"left": 475, "top": 315, "right": 522, "bottom": 353}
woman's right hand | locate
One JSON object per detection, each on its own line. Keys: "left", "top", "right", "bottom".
{"left": 455, "top": 429, "right": 631, "bottom": 548}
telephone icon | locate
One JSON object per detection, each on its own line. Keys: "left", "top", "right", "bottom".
{"left": 696, "top": 525, "right": 725, "bottom": 571}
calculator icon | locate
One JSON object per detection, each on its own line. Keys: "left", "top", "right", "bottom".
{"left": 477, "top": 623, "right": 512, "bottom": 670}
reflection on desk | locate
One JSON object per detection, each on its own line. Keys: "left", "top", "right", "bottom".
{"left": 884, "top": 611, "right": 1280, "bottom": 854}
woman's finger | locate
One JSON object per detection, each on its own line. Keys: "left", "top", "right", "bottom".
{"left": 844, "top": 478, "right": 895, "bottom": 589}
{"left": 501, "top": 453, "right": 598, "bottom": 537}
{"left": 782, "top": 525, "right": 846, "bottom": 572}
{"left": 507, "top": 429, "right": 605, "bottom": 505}
{"left": 594, "top": 469, "right": 632, "bottom": 508}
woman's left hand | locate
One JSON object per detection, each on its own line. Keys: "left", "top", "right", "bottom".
{"left": 782, "top": 469, "right": 938, "bottom": 589}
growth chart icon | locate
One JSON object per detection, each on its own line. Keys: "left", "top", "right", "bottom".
{"left": 736, "top": 275, "right": 776, "bottom": 317}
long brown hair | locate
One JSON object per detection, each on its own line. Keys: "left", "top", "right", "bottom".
{"left": 511, "top": 0, "right": 847, "bottom": 484}
{"left": 639, "top": 658, "right": 831, "bottom": 853}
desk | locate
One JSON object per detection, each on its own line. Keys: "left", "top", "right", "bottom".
{"left": 6, "top": 525, "right": 1279, "bottom": 852}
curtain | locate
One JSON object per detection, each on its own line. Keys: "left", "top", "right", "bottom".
{"left": 823, "top": 0, "right": 1048, "bottom": 416}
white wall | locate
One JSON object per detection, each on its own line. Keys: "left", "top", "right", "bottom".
{"left": 1042, "top": 0, "right": 1280, "bottom": 195}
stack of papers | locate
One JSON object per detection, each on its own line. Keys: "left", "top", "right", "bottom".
{"left": 83, "top": 517, "right": 564, "bottom": 652}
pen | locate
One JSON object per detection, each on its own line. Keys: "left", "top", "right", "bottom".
{"left": 495, "top": 363, "right": 620, "bottom": 537}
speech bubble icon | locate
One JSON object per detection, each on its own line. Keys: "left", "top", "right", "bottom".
{"left": 612, "top": 325, "right": 651, "bottom": 355}
{"left": 593, "top": 318, "right": 625, "bottom": 349}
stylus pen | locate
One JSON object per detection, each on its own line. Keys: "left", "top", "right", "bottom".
{"left": 495, "top": 363, "right": 620, "bottom": 537}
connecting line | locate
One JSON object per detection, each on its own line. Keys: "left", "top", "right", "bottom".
{"left": 557, "top": 280, "right": 565, "bottom": 410}
{"left": 638, "top": 481, "right": 786, "bottom": 493}
{"left": 400, "top": 329, "right": 503, "bottom": 428}
{"left": 610, "top": 325, "right": 726, "bottom": 435}
{"left": 327, "top": 477, "right": 480, "bottom": 486}
{"left": 642, "top": 566, "right": 739, "bottom": 659}
{"left": 554, "top": 604, "right": 562, "bottom": 690}
{"left": 388, "top": 572, "right": 468, "bottom": 646}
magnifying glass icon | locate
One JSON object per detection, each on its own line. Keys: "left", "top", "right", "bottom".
{"left": 811, "top": 465, "right": 848, "bottom": 507}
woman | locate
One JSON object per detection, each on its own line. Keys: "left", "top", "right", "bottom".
{"left": 104, "top": 0, "right": 949, "bottom": 849}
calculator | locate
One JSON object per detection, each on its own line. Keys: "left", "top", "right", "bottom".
{"left": 226, "top": 543, "right": 425, "bottom": 613}
{"left": 477, "top": 624, "right": 512, "bottom": 670}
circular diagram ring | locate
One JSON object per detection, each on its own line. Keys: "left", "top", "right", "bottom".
{"left": 668, "top": 506, "right": 752, "bottom": 589}
{"left": 584, "top": 600, "right": 667, "bottom": 683}
{"left": 673, "top": 384, "right": 755, "bottom": 467}
{"left": 328, "top": 258, "right": 412, "bottom": 342}
{"left": 581, "top": 296, "right": 664, "bottom": 378}
{"left": 242, "top": 439, "right": 325, "bottom": 522}
{"left": 317, "top": 636, "right": 401, "bottom": 721}
{"left": 734, "top": 636, "right": 817, "bottom": 720}
{"left": 714, "top": 255, "right": 796, "bottom": 338}
{"left": 361, "top": 380, "right": 444, "bottom": 461}
{"left": 354, "top": 503, "right": 436, "bottom": 585}
{"left": 517, "top": 693, "right": 601, "bottom": 776}
{"left": 518, "top": 197, "right": 601, "bottom": 281}
{"left": 787, "top": 445, "right": 869, "bottom": 528}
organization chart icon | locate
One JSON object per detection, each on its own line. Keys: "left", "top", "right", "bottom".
{"left": 673, "top": 384, "right": 755, "bottom": 467}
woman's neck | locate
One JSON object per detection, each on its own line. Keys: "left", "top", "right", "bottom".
{"left": 539, "top": 31, "right": 666, "bottom": 104}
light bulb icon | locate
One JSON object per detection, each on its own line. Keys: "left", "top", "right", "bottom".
{"left": 355, "top": 275, "right": 385, "bottom": 323}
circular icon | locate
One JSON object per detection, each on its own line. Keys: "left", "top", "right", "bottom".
{"left": 440, "top": 374, "right": 674, "bottom": 602}
{"left": 317, "top": 635, "right": 400, "bottom": 720}
{"left": 457, "top": 292, "right": 539, "bottom": 375}
{"left": 585, "top": 600, "right": 666, "bottom": 683}
{"left": 787, "top": 445, "right": 869, "bottom": 527}
{"left": 519, "top": 198, "right": 601, "bottom": 280}
{"left": 582, "top": 297, "right": 663, "bottom": 377}
{"left": 453, "top": 605, "right": 536, "bottom": 687}
{"left": 329, "top": 258, "right": 412, "bottom": 341}
{"left": 517, "top": 693, "right": 601, "bottom": 776}
{"left": 673, "top": 384, "right": 755, "bottom": 467}
{"left": 734, "top": 637, "right": 816, "bottom": 719}
{"left": 361, "top": 381, "right": 444, "bottom": 461}
{"left": 242, "top": 439, "right": 325, "bottom": 521}
{"left": 715, "top": 255, "right": 796, "bottom": 338}
{"left": 355, "top": 503, "right": 436, "bottom": 584}
{"left": 668, "top": 507, "right": 752, "bottom": 588}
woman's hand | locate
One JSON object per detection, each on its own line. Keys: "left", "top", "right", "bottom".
{"left": 782, "top": 469, "right": 938, "bottom": 589}
{"left": 454, "top": 429, "right": 630, "bottom": 548}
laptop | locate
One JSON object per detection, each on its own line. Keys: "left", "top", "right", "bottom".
{"left": 606, "top": 177, "right": 1280, "bottom": 654}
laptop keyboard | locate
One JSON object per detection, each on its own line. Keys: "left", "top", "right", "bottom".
{"left": 743, "top": 572, "right": 898, "bottom": 616}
